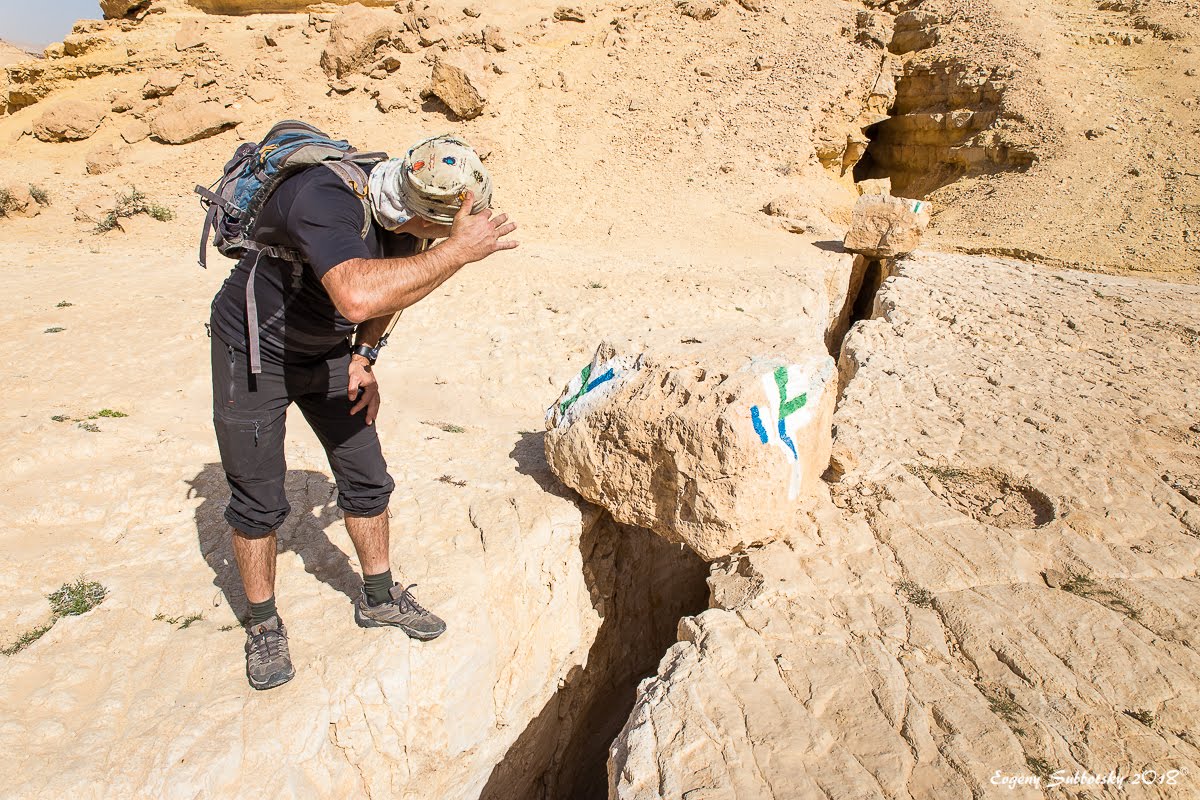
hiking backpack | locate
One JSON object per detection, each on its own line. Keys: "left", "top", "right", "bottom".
{"left": 195, "top": 120, "right": 387, "bottom": 373}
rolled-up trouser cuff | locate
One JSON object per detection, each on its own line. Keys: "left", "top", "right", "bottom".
{"left": 225, "top": 503, "right": 289, "bottom": 538}
{"left": 336, "top": 478, "right": 395, "bottom": 519}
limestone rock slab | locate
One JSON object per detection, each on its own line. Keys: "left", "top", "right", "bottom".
{"left": 843, "top": 192, "right": 931, "bottom": 258}
{"left": 149, "top": 99, "right": 240, "bottom": 144}
{"left": 319, "top": 2, "right": 401, "bottom": 78}
{"left": 428, "top": 62, "right": 485, "bottom": 120}
{"left": 610, "top": 253, "right": 1200, "bottom": 799}
{"left": 545, "top": 339, "right": 836, "bottom": 561}
{"left": 33, "top": 100, "right": 106, "bottom": 142}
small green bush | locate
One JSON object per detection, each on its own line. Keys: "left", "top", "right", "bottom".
{"left": 1, "top": 623, "right": 53, "bottom": 656}
{"left": 56, "top": 301, "right": 73, "bottom": 308}
{"left": 154, "top": 612, "right": 204, "bottom": 629}
{"left": 95, "top": 409, "right": 128, "bottom": 418}
{"left": 93, "top": 187, "right": 175, "bottom": 234}
{"left": 896, "top": 579, "right": 934, "bottom": 608}
{"left": 0, "top": 188, "right": 16, "bottom": 217}
{"left": 3, "top": 578, "right": 108, "bottom": 656}
{"left": 48, "top": 578, "right": 108, "bottom": 617}
{"left": 28, "top": 184, "right": 50, "bottom": 206}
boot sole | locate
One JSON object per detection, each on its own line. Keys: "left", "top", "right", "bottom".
{"left": 248, "top": 666, "right": 295, "bottom": 691}
{"left": 355, "top": 607, "right": 446, "bottom": 640}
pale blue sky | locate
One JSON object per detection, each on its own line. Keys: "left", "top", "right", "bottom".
{"left": 0, "top": 0, "right": 102, "bottom": 50}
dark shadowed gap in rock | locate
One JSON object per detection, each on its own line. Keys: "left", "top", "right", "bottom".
{"left": 825, "top": 256, "right": 888, "bottom": 360}
{"left": 478, "top": 512, "right": 710, "bottom": 800}
{"left": 850, "top": 259, "right": 886, "bottom": 326}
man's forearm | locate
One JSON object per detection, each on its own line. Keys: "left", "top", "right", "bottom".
{"left": 328, "top": 241, "right": 466, "bottom": 323}
{"left": 353, "top": 315, "right": 392, "bottom": 349}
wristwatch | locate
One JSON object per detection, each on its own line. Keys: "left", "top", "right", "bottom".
{"left": 352, "top": 343, "right": 380, "bottom": 365}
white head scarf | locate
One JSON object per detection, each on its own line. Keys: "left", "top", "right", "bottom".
{"left": 367, "top": 158, "right": 414, "bottom": 232}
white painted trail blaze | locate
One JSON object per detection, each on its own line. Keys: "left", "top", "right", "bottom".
{"left": 747, "top": 356, "right": 834, "bottom": 500}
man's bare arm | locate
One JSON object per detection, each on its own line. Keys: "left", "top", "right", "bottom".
{"left": 353, "top": 315, "right": 392, "bottom": 350}
{"left": 322, "top": 192, "right": 517, "bottom": 323}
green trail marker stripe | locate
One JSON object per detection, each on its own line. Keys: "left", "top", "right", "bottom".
{"left": 559, "top": 364, "right": 593, "bottom": 416}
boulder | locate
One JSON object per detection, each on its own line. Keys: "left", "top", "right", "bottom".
{"left": 483, "top": 25, "right": 508, "bottom": 52}
{"left": 676, "top": 0, "right": 721, "bottom": 20}
{"left": 763, "top": 195, "right": 839, "bottom": 237}
{"left": 175, "top": 19, "right": 207, "bottom": 51}
{"left": 62, "top": 33, "right": 109, "bottom": 57}
{"left": 100, "top": 0, "right": 152, "bottom": 19}
{"left": 855, "top": 10, "right": 894, "bottom": 48}
{"left": 374, "top": 85, "right": 408, "bottom": 113}
{"left": 149, "top": 99, "right": 240, "bottom": 144}
{"left": 142, "top": 69, "right": 183, "bottom": 99}
{"left": 85, "top": 143, "right": 123, "bottom": 174}
{"left": 110, "top": 89, "right": 138, "bottom": 113}
{"left": 890, "top": 10, "right": 941, "bottom": 54}
{"left": 33, "top": 100, "right": 106, "bottom": 142}
{"left": 842, "top": 193, "right": 931, "bottom": 258}
{"left": 855, "top": 177, "right": 891, "bottom": 195}
{"left": 545, "top": 339, "right": 837, "bottom": 561}
{"left": 554, "top": 6, "right": 587, "bottom": 22}
{"left": 119, "top": 117, "right": 151, "bottom": 144}
{"left": 428, "top": 62, "right": 485, "bottom": 119}
{"left": 319, "top": 2, "right": 401, "bottom": 78}
{"left": 0, "top": 184, "right": 41, "bottom": 218}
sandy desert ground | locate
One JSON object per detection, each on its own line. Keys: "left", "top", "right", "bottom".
{"left": 1, "top": 0, "right": 1198, "bottom": 797}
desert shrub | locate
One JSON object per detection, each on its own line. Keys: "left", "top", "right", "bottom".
{"left": 4, "top": 578, "right": 109, "bottom": 656}
{"left": 48, "top": 578, "right": 108, "bottom": 617}
{"left": 93, "top": 187, "right": 175, "bottom": 233}
{"left": 0, "top": 188, "right": 16, "bottom": 217}
{"left": 28, "top": 184, "right": 50, "bottom": 206}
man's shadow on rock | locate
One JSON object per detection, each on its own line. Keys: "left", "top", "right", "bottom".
{"left": 187, "top": 463, "right": 363, "bottom": 624}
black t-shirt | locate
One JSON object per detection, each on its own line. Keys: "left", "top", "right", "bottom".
{"left": 210, "top": 164, "right": 417, "bottom": 361}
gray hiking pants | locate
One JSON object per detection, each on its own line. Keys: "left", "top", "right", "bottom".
{"left": 210, "top": 333, "right": 394, "bottom": 538}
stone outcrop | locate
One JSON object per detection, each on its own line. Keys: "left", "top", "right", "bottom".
{"left": 427, "top": 62, "right": 485, "bottom": 120}
{"left": 33, "top": 100, "right": 106, "bottom": 141}
{"left": 610, "top": 253, "right": 1200, "bottom": 797}
{"left": 319, "top": 3, "right": 401, "bottom": 78}
{"left": 843, "top": 193, "right": 930, "bottom": 258}
{"left": 149, "top": 98, "right": 240, "bottom": 144}
{"left": 100, "top": 0, "right": 153, "bottom": 19}
{"left": 5, "top": 47, "right": 161, "bottom": 112}
{"left": 0, "top": 184, "right": 42, "bottom": 217}
{"left": 142, "top": 68, "right": 183, "bottom": 98}
{"left": 187, "top": 0, "right": 392, "bottom": 12}
{"left": 0, "top": 428, "right": 706, "bottom": 800}
{"left": 545, "top": 339, "right": 837, "bottom": 561}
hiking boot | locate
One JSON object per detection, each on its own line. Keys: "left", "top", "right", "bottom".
{"left": 244, "top": 615, "right": 295, "bottom": 691}
{"left": 355, "top": 583, "right": 446, "bottom": 640}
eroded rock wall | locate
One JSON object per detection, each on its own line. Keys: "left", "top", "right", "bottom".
{"left": 610, "top": 253, "right": 1200, "bottom": 797}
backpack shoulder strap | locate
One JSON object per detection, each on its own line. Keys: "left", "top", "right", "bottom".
{"left": 322, "top": 160, "right": 373, "bottom": 239}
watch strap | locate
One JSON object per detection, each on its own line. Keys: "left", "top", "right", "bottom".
{"left": 352, "top": 343, "right": 379, "bottom": 365}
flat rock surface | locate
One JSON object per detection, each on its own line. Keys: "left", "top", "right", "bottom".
{"left": 611, "top": 253, "right": 1200, "bottom": 798}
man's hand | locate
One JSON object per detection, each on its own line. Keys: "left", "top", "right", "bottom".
{"left": 396, "top": 216, "right": 452, "bottom": 240}
{"left": 443, "top": 191, "right": 519, "bottom": 265}
{"left": 348, "top": 355, "right": 380, "bottom": 425}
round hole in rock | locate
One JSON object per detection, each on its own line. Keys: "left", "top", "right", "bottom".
{"left": 907, "top": 464, "right": 1056, "bottom": 528}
